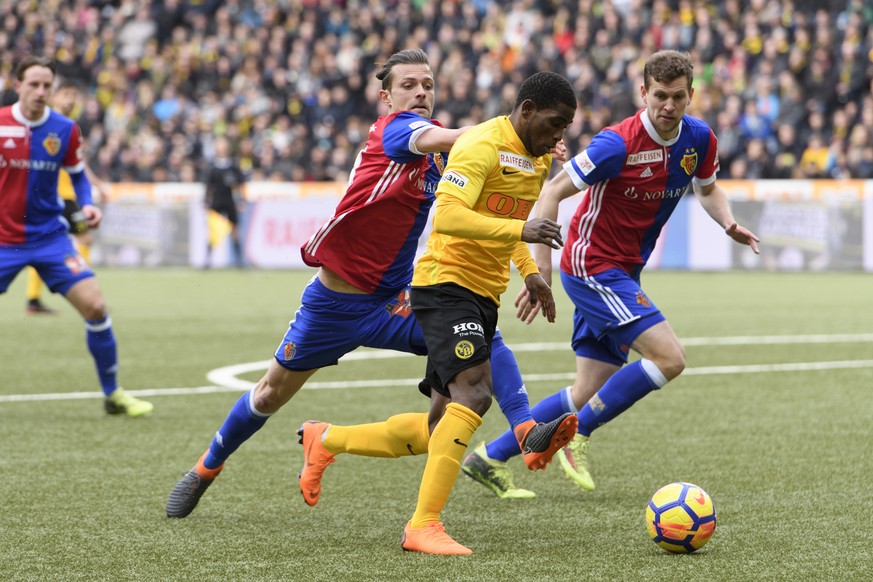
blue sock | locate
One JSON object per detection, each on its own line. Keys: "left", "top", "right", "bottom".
{"left": 203, "top": 390, "right": 270, "bottom": 469}
{"left": 577, "top": 359, "right": 666, "bottom": 436}
{"left": 487, "top": 387, "right": 575, "bottom": 462}
{"left": 86, "top": 315, "right": 118, "bottom": 396}
{"left": 490, "top": 335, "right": 532, "bottom": 431}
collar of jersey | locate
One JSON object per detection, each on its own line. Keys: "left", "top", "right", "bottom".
{"left": 640, "top": 110, "right": 683, "bottom": 147}
{"left": 12, "top": 102, "right": 51, "bottom": 127}
{"left": 497, "top": 115, "right": 529, "bottom": 157}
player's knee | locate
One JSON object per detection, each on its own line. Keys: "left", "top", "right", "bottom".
{"left": 466, "top": 394, "right": 491, "bottom": 417}
{"left": 252, "top": 383, "right": 283, "bottom": 414}
{"left": 657, "top": 348, "right": 686, "bottom": 381}
{"left": 80, "top": 299, "right": 108, "bottom": 321}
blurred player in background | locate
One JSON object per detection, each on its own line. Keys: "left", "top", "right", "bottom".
{"left": 203, "top": 135, "right": 246, "bottom": 268}
{"left": 0, "top": 56, "right": 152, "bottom": 416}
{"left": 462, "top": 50, "right": 760, "bottom": 497}
{"left": 25, "top": 79, "right": 108, "bottom": 314}
{"left": 166, "top": 49, "right": 573, "bottom": 526}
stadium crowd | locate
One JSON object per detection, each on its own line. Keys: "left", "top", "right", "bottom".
{"left": 2, "top": 0, "right": 873, "bottom": 184}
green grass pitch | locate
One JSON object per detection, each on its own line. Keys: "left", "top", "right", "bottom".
{"left": 1, "top": 268, "right": 871, "bottom": 581}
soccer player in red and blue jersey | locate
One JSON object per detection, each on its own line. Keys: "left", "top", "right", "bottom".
{"left": 463, "top": 50, "right": 760, "bottom": 497}
{"left": 0, "top": 56, "right": 152, "bottom": 416}
{"left": 167, "top": 49, "right": 573, "bottom": 521}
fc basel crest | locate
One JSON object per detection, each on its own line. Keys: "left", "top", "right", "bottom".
{"left": 432, "top": 152, "right": 445, "bottom": 175}
{"left": 679, "top": 150, "right": 698, "bottom": 175}
{"left": 43, "top": 133, "right": 61, "bottom": 156}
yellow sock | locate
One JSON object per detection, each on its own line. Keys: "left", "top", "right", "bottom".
{"left": 26, "top": 267, "right": 44, "bottom": 301}
{"left": 323, "top": 413, "right": 430, "bottom": 457}
{"left": 409, "top": 402, "right": 481, "bottom": 528}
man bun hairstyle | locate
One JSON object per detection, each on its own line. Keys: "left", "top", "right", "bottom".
{"left": 375, "top": 49, "right": 431, "bottom": 90}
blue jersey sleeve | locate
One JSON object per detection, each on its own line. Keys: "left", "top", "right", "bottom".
{"left": 382, "top": 112, "right": 437, "bottom": 163}
{"left": 563, "top": 129, "right": 627, "bottom": 189}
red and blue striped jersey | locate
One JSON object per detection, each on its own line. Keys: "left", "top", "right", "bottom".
{"left": 302, "top": 111, "right": 446, "bottom": 295}
{"left": 0, "top": 103, "right": 90, "bottom": 246}
{"left": 561, "top": 110, "right": 719, "bottom": 278}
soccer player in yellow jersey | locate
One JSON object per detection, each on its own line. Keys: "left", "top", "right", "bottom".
{"left": 25, "top": 80, "right": 107, "bottom": 314}
{"left": 398, "top": 72, "right": 577, "bottom": 554}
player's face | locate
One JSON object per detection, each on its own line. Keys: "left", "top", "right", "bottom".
{"left": 50, "top": 87, "right": 80, "bottom": 117}
{"left": 380, "top": 64, "right": 435, "bottom": 118}
{"left": 14, "top": 65, "right": 54, "bottom": 121}
{"left": 518, "top": 101, "right": 576, "bottom": 157}
{"left": 642, "top": 76, "right": 693, "bottom": 140}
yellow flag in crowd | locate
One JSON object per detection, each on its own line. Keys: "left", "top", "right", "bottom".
{"left": 207, "top": 210, "right": 233, "bottom": 247}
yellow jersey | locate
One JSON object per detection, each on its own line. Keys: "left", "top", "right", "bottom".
{"left": 412, "top": 116, "right": 549, "bottom": 304}
{"left": 57, "top": 168, "right": 76, "bottom": 201}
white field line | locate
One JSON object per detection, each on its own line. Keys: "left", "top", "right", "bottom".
{"left": 2, "top": 334, "right": 872, "bottom": 403}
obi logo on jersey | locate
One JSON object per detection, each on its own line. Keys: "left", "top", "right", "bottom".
{"left": 485, "top": 193, "right": 533, "bottom": 219}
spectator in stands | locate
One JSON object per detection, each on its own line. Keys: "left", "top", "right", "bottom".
{"left": 1, "top": 0, "right": 871, "bottom": 182}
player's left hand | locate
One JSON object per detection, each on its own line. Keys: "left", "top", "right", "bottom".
{"left": 82, "top": 204, "right": 103, "bottom": 229}
{"left": 514, "top": 286, "right": 541, "bottom": 324}
{"left": 725, "top": 223, "right": 760, "bottom": 254}
{"left": 523, "top": 273, "right": 556, "bottom": 323}
{"left": 551, "top": 139, "right": 568, "bottom": 162}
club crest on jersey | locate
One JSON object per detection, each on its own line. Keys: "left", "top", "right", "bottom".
{"left": 635, "top": 290, "right": 651, "bottom": 307}
{"left": 431, "top": 152, "right": 445, "bottom": 175}
{"left": 42, "top": 133, "right": 61, "bottom": 156}
{"left": 64, "top": 254, "right": 89, "bottom": 275}
{"left": 454, "top": 340, "right": 474, "bottom": 360}
{"left": 680, "top": 150, "right": 698, "bottom": 175}
{"left": 284, "top": 342, "right": 297, "bottom": 361}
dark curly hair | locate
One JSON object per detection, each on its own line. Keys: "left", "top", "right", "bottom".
{"left": 514, "top": 72, "right": 576, "bottom": 112}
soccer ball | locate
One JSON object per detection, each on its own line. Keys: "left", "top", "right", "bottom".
{"left": 645, "top": 482, "right": 716, "bottom": 553}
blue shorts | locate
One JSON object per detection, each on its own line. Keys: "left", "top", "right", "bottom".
{"left": 274, "top": 277, "right": 428, "bottom": 371}
{"left": 0, "top": 235, "right": 94, "bottom": 295}
{"left": 560, "top": 268, "right": 665, "bottom": 366}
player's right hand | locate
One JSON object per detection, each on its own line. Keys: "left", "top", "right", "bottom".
{"left": 82, "top": 204, "right": 102, "bottom": 228}
{"left": 521, "top": 218, "right": 563, "bottom": 249}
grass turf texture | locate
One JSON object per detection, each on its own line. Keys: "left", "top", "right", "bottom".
{"left": 1, "top": 269, "right": 871, "bottom": 581}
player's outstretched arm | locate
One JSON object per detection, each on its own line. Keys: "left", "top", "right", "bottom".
{"left": 694, "top": 181, "right": 760, "bottom": 254}
{"left": 414, "top": 125, "right": 472, "bottom": 153}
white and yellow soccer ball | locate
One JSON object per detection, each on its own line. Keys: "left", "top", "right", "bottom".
{"left": 645, "top": 482, "right": 717, "bottom": 553}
